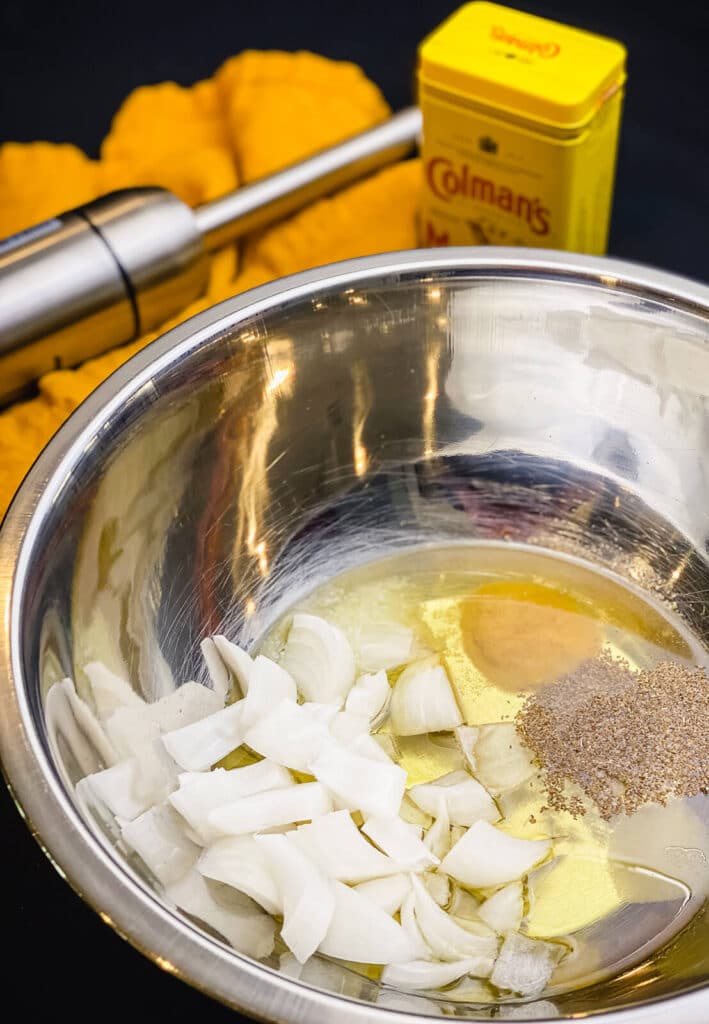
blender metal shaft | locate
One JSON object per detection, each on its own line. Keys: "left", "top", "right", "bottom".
{"left": 0, "top": 106, "right": 421, "bottom": 404}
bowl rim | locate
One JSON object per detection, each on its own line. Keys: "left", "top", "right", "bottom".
{"left": 1, "top": 246, "right": 708, "bottom": 1024}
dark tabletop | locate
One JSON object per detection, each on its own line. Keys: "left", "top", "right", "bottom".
{"left": 1, "top": 1, "right": 708, "bottom": 1021}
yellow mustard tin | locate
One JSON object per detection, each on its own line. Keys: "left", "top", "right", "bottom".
{"left": 417, "top": 2, "right": 627, "bottom": 253}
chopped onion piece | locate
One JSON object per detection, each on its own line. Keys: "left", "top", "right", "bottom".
{"left": 84, "top": 759, "right": 149, "bottom": 821}
{"left": 345, "top": 670, "right": 391, "bottom": 726}
{"left": 423, "top": 796, "right": 451, "bottom": 861}
{"left": 162, "top": 701, "right": 245, "bottom": 772}
{"left": 240, "top": 655, "right": 297, "bottom": 729}
{"left": 478, "top": 882, "right": 524, "bottom": 933}
{"left": 209, "top": 781, "right": 333, "bottom": 836}
{"left": 292, "top": 810, "right": 404, "bottom": 883}
{"left": 166, "top": 868, "right": 275, "bottom": 959}
{"left": 448, "top": 886, "right": 480, "bottom": 921}
{"left": 319, "top": 880, "right": 417, "bottom": 964}
{"left": 410, "top": 875, "right": 498, "bottom": 967}
{"left": 400, "top": 891, "right": 433, "bottom": 960}
{"left": 104, "top": 704, "right": 161, "bottom": 762}
{"left": 310, "top": 741, "right": 406, "bottom": 819}
{"left": 122, "top": 802, "right": 199, "bottom": 886}
{"left": 329, "top": 710, "right": 371, "bottom": 744}
{"left": 454, "top": 725, "right": 479, "bottom": 772}
{"left": 244, "top": 700, "right": 337, "bottom": 772}
{"left": 409, "top": 770, "right": 499, "bottom": 827}
{"left": 200, "top": 637, "right": 231, "bottom": 703}
{"left": 389, "top": 658, "right": 462, "bottom": 736}
{"left": 84, "top": 661, "right": 145, "bottom": 721}
{"left": 354, "top": 873, "right": 411, "bottom": 916}
{"left": 211, "top": 635, "right": 253, "bottom": 696}
{"left": 355, "top": 622, "right": 414, "bottom": 671}
{"left": 363, "top": 816, "right": 439, "bottom": 870}
{"left": 440, "top": 821, "right": 551, "bottom": 889}
{"left": 474, "top": 724, "right": 535, "bottom": 794}
{"left": 382, "top": 958, "right": 485, "bottom": 992}
{"left": 424, "top": 870, "right": 450, "bottom": 907}
{"left": 170, "top": 761, "right": 293, "bottom": 843}
{"left": 255, "top": 834, "right": 334, "bottom": 963}
{"left": 151, "top": 682, "right": 223, "bottom": 733}
{"left": 198, "top": 835, "right": 282, "bottom": 914}
{"left": 280, "top": 613, "right": 355, "bottom": 706}
{"left": 489, "top": 932, "right": 564, "bottom": 997}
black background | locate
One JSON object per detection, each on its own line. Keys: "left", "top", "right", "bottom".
{"left": 1, "top": 2, "right": 708, "bottom": 1022}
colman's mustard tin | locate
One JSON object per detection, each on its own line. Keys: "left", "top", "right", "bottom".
{"left": 418, "top": 2, "right": 627, "bottom": 253}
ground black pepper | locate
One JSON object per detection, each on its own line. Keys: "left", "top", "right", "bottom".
{"left": 516, "top": 654, "right": 709, "bottom": 819}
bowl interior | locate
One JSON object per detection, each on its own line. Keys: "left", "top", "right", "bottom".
{"left": 4, "top": 255, "right": 709, "bottom": 1022}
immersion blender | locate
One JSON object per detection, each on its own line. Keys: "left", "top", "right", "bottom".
{"left": 0, "top": 107, "right": 421, "bottom": 404}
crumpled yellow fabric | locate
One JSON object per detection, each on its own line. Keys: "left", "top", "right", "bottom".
{"left": 0, "top": 50, "right": 420, "bottom": 517}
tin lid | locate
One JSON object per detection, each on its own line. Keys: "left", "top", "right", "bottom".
{"left": 419, "top": 2, "right": 627, "bottom": 129}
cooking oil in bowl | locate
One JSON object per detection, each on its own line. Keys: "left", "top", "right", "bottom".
{"left": 259, "top": 543, "right": 709, "bottom": 1001}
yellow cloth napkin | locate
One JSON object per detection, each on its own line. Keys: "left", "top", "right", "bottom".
{"left": 0, "top": 51, "right": 420, "bottom": 517}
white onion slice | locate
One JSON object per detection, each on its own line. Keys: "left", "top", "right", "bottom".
{"left": 244, "top": 700, "right": 337, "bottom": 772}
{"left": 354, "top": 623, "right": 414, "bottom": 672}
{"left": 489, "top": 931, "right": 564, "bottom": 996}
{"left": 410, "top": 875, "right": 498, "bottom": 968}
{"left": 329, "top": 710, "right": 371, "bottom": 744}
{"left": 83, "top": 661, "right": 145, "bottom": 721}
{"left": 255, "top": 834, "right": 334, "bottom": 963}
{"left": 310, "top": 741, "right": 406, "bottom": 819}
{"left": 170, "top": 761, "right": 293, "bottom": 843}
{"left": 478, "top": 881, "right": 524, "bottom": 933}
{"left": 454, "top": 725, "right": 479, "bottom": 772}
{"left": 166, "top": 868, "right": 275, "bottom": 959}
{"left": 122, "top": 802, "right": 199, "bottom": 886}
{"left": 363, "top": 815, "right": 439, "bottom": 870}
{"left": 474, "top": 724, "right": 535, "bottom": 794}
{"left": 319, "top": 880, "right": 417, "bottom": 964}
{"left": 161, "top": 700, "right": 245, "bottom": 772}
{"left": 209, "top": 781, "right": 333, "bottom": 836}
{"left": 240, "top": 655, "right": 297, "bottom": 729}
{"left": 151, "top": 681, "right": 224, "bottom": 733}
{"left": 423, "top": 796, "right": 451, "bottom": 861}
{"left": 104, "top": 705, "right": 161, "bottom": 763}
{"left": 389, "top": 658, "right": 462, "bottom": 736}
{"left": 440, "top": 821, "right": 551, "bottom": 889}
{"left": 354, "top": 873, "right": 411, "bottom": 915}
{"left": 345, "top": 670, "right": 391, "bottom": 725}
{"left": 381, "top": 958, "right": 485, "bottom": 992}
{"left": 84, "top": 759, "right": 149, "bottom": 821}
{"left": 292, "top": 810, "right": 404, "bottom": 883}
{"left": 399, "top": 891, "right": 433, "bottom": 960}
{"left": 211, "top": 635, "right": 253, "bottom": 696}
{"left": 409, "top": 770, "right": 499, "bottom": 827}
{"left": 448, "top": 886, "right": 480, "bottom": 921}
{"left": 279, "top": 613, "right": 355, "bottom": 706}
{"left": 198, "top": 835, "right": 282, "bottom": 914}
{"left": 424, "top": 871, "right": 450, "bottom": 907}
{"left": 200, "top": 637, "right": 231, "bottom": 703}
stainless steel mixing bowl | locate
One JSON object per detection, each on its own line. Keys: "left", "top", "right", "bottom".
{"left": 1, "top": 248, "right": 709, "bottom": 1023}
